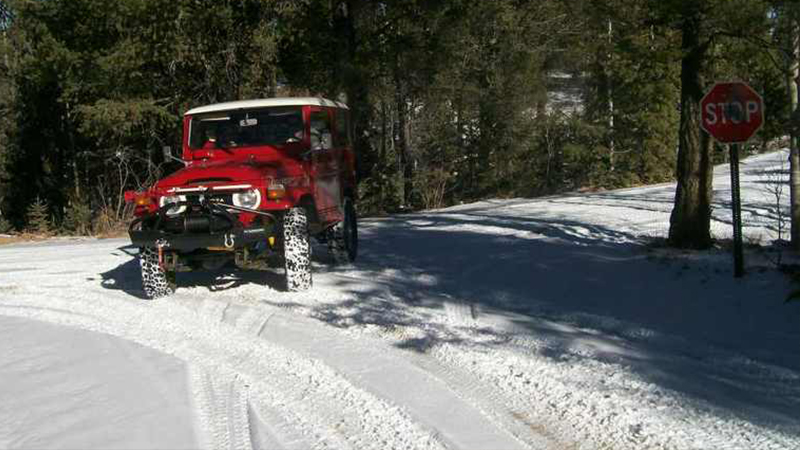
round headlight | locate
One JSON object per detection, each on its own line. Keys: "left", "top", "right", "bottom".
{"left": 232, "top": 189, "right": 261, "bottom": 209}
{"left": 159, "top": 195, "right": 186, "bottom": 216}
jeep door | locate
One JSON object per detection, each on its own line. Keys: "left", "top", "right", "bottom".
{"left": 308, "top": 107, "right": 343, "bottom": 224}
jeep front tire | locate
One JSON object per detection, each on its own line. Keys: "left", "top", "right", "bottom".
{"left": 283, "top": 207, "right": 312, "bottom": 291}
{"left": 139, "top": 247, "right": 176, "bottom": 299}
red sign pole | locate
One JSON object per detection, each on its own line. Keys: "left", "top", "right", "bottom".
{"left": 700, "top": 82, "right": 764, "bottom": 278}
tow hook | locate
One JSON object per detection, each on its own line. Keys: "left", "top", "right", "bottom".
{"left": 224, "top": 233, "right": 236, "bottom": 249}
{"left": 156, "top": 239, "right": 168, "bottom": 270}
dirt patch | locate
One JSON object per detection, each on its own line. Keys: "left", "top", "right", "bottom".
{"left": 0, "top": 235, "right": 46, "bottom": 246}
{"left": 95, "top": 230, "right": 128, "bottom": 239}
{"left": 0, "top": 233, "right": 121, "bottom": 246}
{"left": 510, "top": 411, "right": 576, "bottom": 450}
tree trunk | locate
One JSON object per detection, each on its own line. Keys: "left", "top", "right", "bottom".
{"left": 669, "top": 10, "right": 713, "bottom": 249}
{"left": 2, "top": 28, "right": 7, "bottom": 70}
{"left": 393, "top": 61, "right": 412, "bottom": 207}
{"left": 788, "top": 13, "right": 800, "bottom": 249}
{"left": 380, "top": 100, "right": 387, "bottom": 207}
{"left": 607, "top": 18, "right": 615, "bottom": 172}
{"left": 340, "top": 0, "right": 373, "bottom": 183}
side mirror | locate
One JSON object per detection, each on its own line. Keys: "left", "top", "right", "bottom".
{"left": 162, "top": 145, "right": 188, "bottom": 166}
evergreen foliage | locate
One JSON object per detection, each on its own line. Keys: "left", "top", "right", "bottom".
{"left": 26, "top": 197, "right": 50, "bottom": 235}
{"left": 63, "top": 197, "right": 92, "bottom": 235}
{"left": 0, "top": 216, "right": 12, "bottom": 234}
{"left": 0, "top": 0, "right": 793, "bottom": 245}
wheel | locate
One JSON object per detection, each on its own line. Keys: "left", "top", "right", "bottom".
{"left": 328, "top": 198, "right": 358, "bottom": 264}
{"left": 139, "top": 247, "right": 176, "bottom": 299}
{"left": 283, "top": 207, "right": 312, "bottom": 291}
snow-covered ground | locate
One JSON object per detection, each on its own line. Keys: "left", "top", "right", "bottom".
{"left": 1, "top": 151, "right": 799, "bottom": 450}
{"left": 547, "top": 72, "right": 584, "bottom": 115}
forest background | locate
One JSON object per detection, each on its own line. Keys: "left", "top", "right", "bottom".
{"left": 0, "top": 0, "right": 798, "bottom": 247}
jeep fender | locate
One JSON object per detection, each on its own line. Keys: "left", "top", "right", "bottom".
{"left": 297, "top": 194, "right": 319, "bottom": 224}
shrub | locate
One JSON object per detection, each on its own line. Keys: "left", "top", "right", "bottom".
{"left": 0, "top": 217, "right": 13, "bottom": 234}
{"left": 26, "top": 197, "right": 51, "bottom": 235}
{"left": 92, "top": 206, "right": 127, "bottom": 237}
{"left": 63, "top": 198, "right": 93, "bottom": 235}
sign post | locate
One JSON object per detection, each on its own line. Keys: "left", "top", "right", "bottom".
{"left": 729, "top": 143, "right": 744, "bottom": 277}
{"left": 700, "top": 82, "right": 764, "bottom": 278}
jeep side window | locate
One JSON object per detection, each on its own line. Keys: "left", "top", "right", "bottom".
{"left": 281, "top": 112, "right": 304, "bottom": 143}
{"left": 310, "top": 110, "right": 332, "bottom": 150}
{"left": 334, "top": 109, "right": 350, "bottom": 148}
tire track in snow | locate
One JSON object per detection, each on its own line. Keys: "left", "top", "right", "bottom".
{"left": 443, "top": 294, "right": 478, "bottom": 324}
{"left": 188, "top": 366, "right": 250, "bottom": 450}
{"left": 373, "top": 290, "right": 574, "bottom": 449}
{"left": 221, "top": 274, "right": 568, "bottom": 449}
{"left": 181, "top": 296, "right": 532, "bottom": 450}
{"left": 0, "top": 278, "right": 446, "bottom": 450}
{"left": 430, "top": 313, "right": 800, "bottom": 450}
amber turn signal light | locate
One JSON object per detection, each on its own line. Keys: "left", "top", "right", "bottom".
{"left": 135, "top": 196, "right": 152, "bottom": 207}
{"left": 267, "top": 184, "right": 286, "bottom": 200}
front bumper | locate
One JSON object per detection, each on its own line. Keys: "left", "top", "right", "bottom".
{"left": 128, "top": 200, "right": 272, "bottom": 251}
{"left": 129, "top": 227, "right": 266, "bottom": 251}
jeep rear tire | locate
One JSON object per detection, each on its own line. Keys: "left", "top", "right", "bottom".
{"left": 329, "top": 198, "right": 358, "bottom": 264}
{"left": 139, "top": 247, "right": 176, "bottom": 299}
{"left": 283, "top": 207, "right": 312, "bottom": 291}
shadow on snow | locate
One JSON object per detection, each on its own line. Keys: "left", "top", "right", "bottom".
{"left": 98, "top": 207, "right": 800, "bottom": 435}
{"left": 308, "top": 211, "right": 800, "bottom": 433}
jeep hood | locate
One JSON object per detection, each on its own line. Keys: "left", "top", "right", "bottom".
{"left": 156, "top": 159, "right": 299, "bottom": 189}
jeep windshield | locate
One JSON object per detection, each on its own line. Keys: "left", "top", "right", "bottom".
{"left": 189, "top": 106, "right": 304, "bottom": 149}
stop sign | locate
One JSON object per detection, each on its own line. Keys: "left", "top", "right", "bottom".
{"left": 700, "top": 82, "right": 764, "bottom": 143}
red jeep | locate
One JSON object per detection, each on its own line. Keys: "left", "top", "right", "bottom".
{"left": 125, "top": 97, "right": 358, "bottom": 298}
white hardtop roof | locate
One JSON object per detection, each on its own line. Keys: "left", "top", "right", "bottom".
{"left": 184, "top": 97, "right": 348, "bottom": 116}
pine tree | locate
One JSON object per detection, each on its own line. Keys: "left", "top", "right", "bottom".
{"left": 647, "top": 0, "right": 772, "bottom": 249}
{"left": 581, "top": 0, "right": 681, "bottom": 188}
{"left": 774, "top": 2, "right": 800, "bottom": 249}
{"left": 0, "top": 214, "right": 12, "bottom": 234}
{"left": 0, "top": 0, "right": 789, "bottom": 222}
{"left": 26, "top": 197, "right": 50, "bottom": 235}
{"left": 63, "top": 197, "right": 92, "bottom": 235}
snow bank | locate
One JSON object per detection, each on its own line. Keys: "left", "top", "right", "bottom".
{"left": 1, "top": 151, "right": 799, "bottom": 449}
